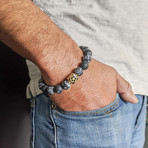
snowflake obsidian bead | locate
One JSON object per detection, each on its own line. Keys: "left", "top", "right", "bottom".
{"left": 38, "top": 82, "right": 45, "bottom": 89}
{"left": 47, "top": 86, "right": 54, "bottom": 95}
{"left": 38, "top": 83, "right": 48, "bottom": 92}
{"left": 80, "top": 46, "right": 89, "bottom": 52}
{"left": 80, "top": 60, "right": 89, "bottom": 70}
{"left": 41, "top": 85, "right": 48, "bottom": 92}
{"left": 83, "top": 54, "right": 91, "bottom": 63}
{"left": 84, "top": 49, "right": 92, "bottom": 56}
{"left": 74, "top": 67, "right": 83, "bottom": 76}
{"left": 54, "top": 85, "right": 63, "bottom": 94}
{"left": 61, "top": 80, "right": 71, "bottom": 90}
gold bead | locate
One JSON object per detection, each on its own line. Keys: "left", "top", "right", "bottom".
{"left": 67, "top": 73, "right": 78, "bottom": 84}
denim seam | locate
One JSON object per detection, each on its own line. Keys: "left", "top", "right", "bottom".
{"left": 103, "top": 99, "right": 119, "bottom": 115}
{"left": 135, "top": 95, "right": 147, "bottom": 127}
{"left": 56, "top": 97, "right": 119, "bottom": 116}
{"left": 50, "top": 106, "right": 58, "bottom": 148}
{"left": 30, "top": 98, "right": 36, "bottom": 148}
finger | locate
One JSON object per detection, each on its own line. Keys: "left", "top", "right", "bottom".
{"left": 116, "top": 73, "right": 138, "bottom": 103}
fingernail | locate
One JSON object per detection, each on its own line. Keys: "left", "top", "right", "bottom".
{"left": 133, "top": 96, "right": 139, "bottom": 103}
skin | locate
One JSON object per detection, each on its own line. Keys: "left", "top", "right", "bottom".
{"left": 0, "top": 0, "right": 138, "bottom": 111}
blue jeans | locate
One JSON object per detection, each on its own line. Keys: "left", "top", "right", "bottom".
{"left": 30, "top": 93, "right": 147, "bottom": 148}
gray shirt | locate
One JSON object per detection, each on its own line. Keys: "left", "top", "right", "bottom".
{"left": 26, "top": 0, "right": 148, "bottom": 98}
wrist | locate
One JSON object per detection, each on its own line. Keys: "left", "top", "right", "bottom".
{"left": 38, "top": 45, "right": 93, "bottom": 95}
{"left": 36, "top": 38, "right": 84, "bottom": 86}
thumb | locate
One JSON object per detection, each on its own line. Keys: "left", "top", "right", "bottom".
{"left": 116, "top": 73, "right": 138, "bottom": 103}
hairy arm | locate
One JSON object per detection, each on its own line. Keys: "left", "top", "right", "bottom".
{"left": 0, "top": 0, "right": 83, "bottom": 84}
{"left": 0, "top": 0, "right": 138, "bottom": 111}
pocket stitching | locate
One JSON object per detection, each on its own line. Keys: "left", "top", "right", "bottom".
{"left": 55, "top": 97, "right": 120, "bottom": 116}
{"left": 103, "top": 100, "right": 119, "bottom": 115}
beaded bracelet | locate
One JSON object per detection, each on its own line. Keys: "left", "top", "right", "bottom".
{"left": 38, "top": 46, "right": 92, "bottom": 96}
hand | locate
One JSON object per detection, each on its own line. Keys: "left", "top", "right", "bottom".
{"left": 40, "top": 58, "right": 138, "bottom": 111}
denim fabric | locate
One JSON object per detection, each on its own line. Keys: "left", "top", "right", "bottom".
{"left": 30, "top": 93, "right": 147, "bottom": 148}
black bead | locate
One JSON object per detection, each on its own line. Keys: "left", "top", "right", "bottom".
{"left": 84, "top": 49, "right": 92, "bottom": 56}
{"left": 38, "top": 82, "right": 45, "bottom": 89}
{"left": 80, "top": 60, "right": 89, "bottom": 70}
{"left": 80, "top": 46, "right": 84, "bottom": 49}
{"left": 83, "top": 54, "right": 91, "bottom": 63}
{"left": 41, "top": 85, "right": 48, "bottom": 92}
{"left": 74, "top": 67, "right": 83, "bottom": 76}
{"left": 61, "top": 80, "right": 71, "bottom": 90}
{"left": 54, "top": 85, "right": 63, "bottom": 94}
{"left": 47, "top": 86, "right": 54, "bottom": 95}
{"left": 80, "top": 46, "right": 89, "bottom": 53}
{"left": 38, "top": 78, "right": 43, "bottom": 83}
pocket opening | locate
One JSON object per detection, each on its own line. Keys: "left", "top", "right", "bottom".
{"left": 52, "top": 93, "right": 122, "bottom": 117}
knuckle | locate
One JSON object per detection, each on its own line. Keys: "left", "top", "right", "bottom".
{"left": 126, "top": 82, "right": 132, "bottom": 91}
{"left": 108, "top": 66, "right": 117, "bottom": 74}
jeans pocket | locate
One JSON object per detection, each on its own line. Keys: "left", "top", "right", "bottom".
{"left": 50, "top": 93, "right": 125, "bottom": 148}
{"left": 51, "top": 93, "right": 123, "bottom": 118}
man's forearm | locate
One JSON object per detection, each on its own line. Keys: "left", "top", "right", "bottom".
{"left": 0, "top": 0, "right": 83, "bottom": 84}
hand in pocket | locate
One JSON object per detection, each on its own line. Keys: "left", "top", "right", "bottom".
{"left": 42, "top": 58, "right": 138, "bottom": 111}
